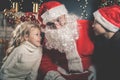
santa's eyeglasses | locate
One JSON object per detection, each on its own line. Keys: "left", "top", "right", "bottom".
{"left": 46, "top": 22, "right": 57, "bottom": 29}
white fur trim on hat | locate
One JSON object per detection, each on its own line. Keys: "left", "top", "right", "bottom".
{"left": 41, "top": 5, "right": 68, "bottom": 24}
{"left": 93, "top": 10, "right": 119, "bottom": 32}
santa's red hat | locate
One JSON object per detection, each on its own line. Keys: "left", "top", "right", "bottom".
{"left": 93, "top": 5, "right": 120, "bottom": 32}
{"left": 38, "top": 1, "right": 68, "bottom": 24}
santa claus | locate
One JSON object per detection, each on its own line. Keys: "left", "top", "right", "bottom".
{"left": 37, "top": 1, "right": 96, "bottom": 80}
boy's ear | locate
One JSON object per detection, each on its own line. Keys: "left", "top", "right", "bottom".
{"left": 24, "top": 35, "right": 29, "bottom": 41}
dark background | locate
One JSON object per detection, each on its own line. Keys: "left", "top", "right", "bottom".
{"left": 0, "top": 0, "right": 99, "bottom": 20}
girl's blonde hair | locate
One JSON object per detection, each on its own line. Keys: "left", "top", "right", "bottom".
{"left": 3, "top": 21, "right": 40, "bottom": 62}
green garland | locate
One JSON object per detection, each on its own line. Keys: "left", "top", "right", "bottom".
{"left": 98, "top": 0, "right": 120, "bottom": 8}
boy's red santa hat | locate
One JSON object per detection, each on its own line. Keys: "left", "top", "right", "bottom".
{"left": 93, "top": 5, "right": 120, "bottom": 32}
{"left": 38, "top": 1, "right": 68, "bottom": 24}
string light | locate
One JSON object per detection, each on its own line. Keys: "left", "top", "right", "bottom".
{"left": 99, "top": 0, "right": 120, "bottom": 8}
{"left": 77, "top": 0, "right": 89, "bottom": 19}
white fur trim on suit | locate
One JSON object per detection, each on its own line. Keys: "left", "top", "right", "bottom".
{"left": 93, "top": 10, "right": 119, "bottom": 32}
{"left": 41, "top": 5, "right": 68, "bottom": 24}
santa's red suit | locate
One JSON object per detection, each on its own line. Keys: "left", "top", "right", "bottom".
{"left": 37, "top": 1, "right": 95, "bottom": 80}
{"left": 37, "top": 20, "right": 95, "bottom": 80}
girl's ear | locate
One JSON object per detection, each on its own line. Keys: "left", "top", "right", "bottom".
{"left": 24, "top": 34, "right": 29, "bottom": 41}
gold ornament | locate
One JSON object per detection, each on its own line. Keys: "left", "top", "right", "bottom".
{"left": 33, "top": 2, "right": 39, "bottom": 13}
{"left": 12, "top": 2, "right": 19, "bottom": 12}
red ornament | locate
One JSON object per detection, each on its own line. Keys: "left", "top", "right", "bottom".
{"left": 20, "top": 16, "right": 26, "bottom": 22}
{"left": 30, "top": 15, "right": 36, "bottom": 21}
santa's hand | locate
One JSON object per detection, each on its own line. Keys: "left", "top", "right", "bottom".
{"left": 88, "top": 65, "right": 96, "bottom": 80}
{"left": 44, "top": 70, "right": 66, "bottom": 80}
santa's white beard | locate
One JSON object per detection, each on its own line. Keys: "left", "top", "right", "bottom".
{"left": 44, "top": 14, "right": 84, "bottom": 73}
{"left": 45, "top": 19, "right": 78, "bottom": 53}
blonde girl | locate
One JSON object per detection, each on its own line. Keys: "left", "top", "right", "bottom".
{"left": 0, "top": 21, "right": 42, "bottom": 80}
